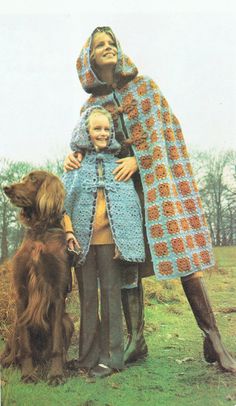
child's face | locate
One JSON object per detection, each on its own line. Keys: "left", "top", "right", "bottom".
{"left": 88, "top": 113, "right": 110, "bottom": 150}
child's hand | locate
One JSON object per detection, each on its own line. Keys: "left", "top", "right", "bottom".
{"left": 66, "top": 232, "right": 81, "bottom": 251}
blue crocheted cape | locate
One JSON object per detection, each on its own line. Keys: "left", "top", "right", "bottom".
{"left": 62, "top": 107, "right": 145, "bottom": 264}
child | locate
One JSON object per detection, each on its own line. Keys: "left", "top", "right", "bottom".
{"left": 62, "top": 106, "right": 145, "bottom": 378}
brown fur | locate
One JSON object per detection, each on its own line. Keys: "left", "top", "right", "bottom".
{"left": 1, "top": 171, "right": 74, "bottom": 385}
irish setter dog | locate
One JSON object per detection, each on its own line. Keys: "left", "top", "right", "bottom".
{"left": 1, "top": 170, "right": 74, "bottom": 385}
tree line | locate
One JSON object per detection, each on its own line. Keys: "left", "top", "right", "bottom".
{"left": 0, "top": 150, "right": 236, "bottom": 262}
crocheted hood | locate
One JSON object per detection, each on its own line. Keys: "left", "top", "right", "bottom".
{"left": 76, "top": 27, "right": 138, "bottom": 93}
{"left": 70, "top": 105, "right": 121, "bottom": 153}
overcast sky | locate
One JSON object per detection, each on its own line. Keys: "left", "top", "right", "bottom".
{"left": 0, "top": 0, "right": 235, "bottom": 165}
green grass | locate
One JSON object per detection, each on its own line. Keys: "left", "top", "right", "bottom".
{"left": 1, "top": 247, "right": 236, "bottom": 406}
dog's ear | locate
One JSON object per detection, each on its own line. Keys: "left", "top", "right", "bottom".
{"left": 36, "top": 174, "right": 65, "bottom": 218}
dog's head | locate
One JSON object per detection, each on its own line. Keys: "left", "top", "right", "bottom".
{"left": 4, "top": 170, "right": 65, "bottom": 227}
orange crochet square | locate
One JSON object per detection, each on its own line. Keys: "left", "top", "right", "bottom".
{"left": 136, "top": 142, "right": 149, "bottom": 151}
{"left": 159, "top": 261, "right": 173, "bottom": 275}
{"left": 172, "top": 184, "right": 178, "bottom": 196}
{"left": 145, "top": 173, "right": 154, "bottom": 185}
{"left": 172, "top": 164, "right": 185, "bottom": 178}
{"left": 192, "top": 253, "right": 200, "bottom": 266}
{"left": 158, "top": 183, "right": 170, "bottom": 197}
{"left": 186, "top": 235, "right": 195, "bottom": 248}
{"left": 180, "top": 218, "right": 189, "bottom": 231}
{"left": 161, "top": 97, "right": 169, "bottom": 109}
{"left": 137, "top": 83, "right": 147, "bottom": 96}
{"left": 131, "top": 123, "right": 144, "bottom": 139}
{"left": 85, "top": 71, "right": 94, "bottom": 86}
{"left": 184, "top": 199, "right": 196, "bottom": 212}
{"left": 148, "top": 206, "right": 160, "bottom": 221}
{"left": 176, "top": 201, "right": 184, "bottom": 214}
{"left": 128, "top": 108, "right": 139, "bottom": 120}
{"left": 179, "top": 181, "right": 191, "bottom": 196}
{"left": 189, "top": 216, "right": 201, "bottom": 229}
{"left": 197, "top": 197, "right": 203, "bottom": 208}
{"left": 146, "top": 116, "right": 155, "bottom": 128}
{"left": 147, "top": 188, "right": 157, "bottom": 202}
{"left": 154, "top": 242, "right": 168, "bottom": 256}
{"left": 140, "top": 155, "right": 152, "bottom": 169}
{"left": 202, "top": 215, "right": 207, "bottom": 226}
{"left": 155, "top": 164, "right": 167, "bottom": 179}
{"left": 76, "top": 59, "right": 82, "bottom": 71}
{"left": 168, "top": 146, "right": 180, "bottom": 160}
{"left": 177, "top": 257, "right": 191, "bottom": 272}
{"left": 186, "top": 162, "right": 193, "bottom": 176}
{"left": 123, "top": 93, "right": 133, "bottom": 105}
{"left": 153, "top": 93, "right": 160, "bottom": 105}
{"left": 176, "top": 128, "right": 184, "bottom": 141}
{"left": 172, "top": 115, "right": 180, "bottom": 127}
{"left": 192, "top": 181, "right": 199, "bottom": 192}
{"left": 150, "top": 80, "right": 158, "bottom": 90}
{"left": 104, "top": 102, "right": 117, "bottom": 115}
{"left": 181, "top": 145, "right": 188, "bottom": 158}
{"left": 150, "top": 224, "right": 164, "bottom": 238}
{"left": 165, "top": 128, "right": 175, "bottom": 142}
{"left": 153, "top": 146, "right": 163, "bottom": 160}
{"left": 163, "top": 111, "right": 171, "bottom": 124}
{"left": 151, "top": 130, "right": 158, "bottom": 142}
{"left": 195, "top": 233, "right": 206, "bottom": 247}
{"left": 141, "top": 99, "right": 151, "bottom": 114}
{"left": 200, "top": 250, "right": 211, "bottom": 264}
{"left": 167, "top": 220, "right": 180, "bottom": 234}
{"left": 171, "top": 238, "right": 185, "bottom": 253}
{"left": 162, "top": 201, "right": 175, "bottom": 217}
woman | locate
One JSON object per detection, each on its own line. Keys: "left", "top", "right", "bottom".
{"left": 65, "top": 26, "right": 236, "bottom": 372}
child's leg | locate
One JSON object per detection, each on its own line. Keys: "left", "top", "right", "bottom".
{"left": 96, "top": 244, "right": 124, "bottom": 370}
{"left": 75, "top": 246, "right": 100, "bottom": 369}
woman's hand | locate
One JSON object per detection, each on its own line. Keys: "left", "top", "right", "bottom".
{"left": 66, "top": 232, "right": 81, "bottom": 251}
{"left": 112, "top": 156, "right": 138, "bottom": 181}
{"left": 63, "top": 152, "right": 83, "bottom": 172}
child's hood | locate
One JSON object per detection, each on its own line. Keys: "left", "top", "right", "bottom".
{"left": 70, "top": 105, "right": 121, "bottom": 153}
{"left": 76, "top": 27, "right": 138, "bottom": 94}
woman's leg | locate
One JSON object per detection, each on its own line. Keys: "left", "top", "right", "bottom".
{"left": 121, "top": 277, "right": 148, "bottom": 364}
{"left": 181, "top": 272, "right": 236, "bottom": 372}
{"left": 96, "top": 245, "right": 124, "bottom": 370}
{"left": 76, "top": 246, "right": 100, "bottom": 369}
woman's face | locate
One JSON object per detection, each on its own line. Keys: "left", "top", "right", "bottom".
{"left": 88, "top": 112, "right": 110, "bottom": 150}
{"left": 91, "top": 32, "right": 117, "bottom": 68}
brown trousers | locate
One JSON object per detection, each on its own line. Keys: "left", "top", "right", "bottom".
{"left": 75, "top": 244, "right": 124, "bottom": 370}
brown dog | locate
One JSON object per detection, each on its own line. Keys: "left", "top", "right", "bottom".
{"left": 1, "top": 170, "right": 74, "bottom": 385}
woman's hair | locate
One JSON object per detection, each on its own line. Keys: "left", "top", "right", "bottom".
{"left": 90, "top": 27, "right": 117, "bottom": 63}
{"left": 86, "top": 107, "right": 112, "bottom": 133}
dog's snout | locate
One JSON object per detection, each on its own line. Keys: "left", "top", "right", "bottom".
{"left": 3, "top": 186, "right": 12, "bottom": 196}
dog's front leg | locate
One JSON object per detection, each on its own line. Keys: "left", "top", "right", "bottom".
{"left": 48, "top": 299, "right": 65, "bottom": 386}
{"left": 16, "top": 300, "right": 38, "bottom": 383}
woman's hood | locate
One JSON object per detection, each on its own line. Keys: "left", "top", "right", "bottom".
{"left": 76, "top": 27, "right": 138, "bottom": 94}
{"left": 70, "top": 105, "right": 121, "bottom": 153}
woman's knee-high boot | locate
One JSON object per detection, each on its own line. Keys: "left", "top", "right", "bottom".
{"left": 181, "top": 276, "right": 236, "bottom": 373}
{"left": 121, "top": 279, "right": 148, "bottom": 364}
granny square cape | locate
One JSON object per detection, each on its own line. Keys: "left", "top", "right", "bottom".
{"left": 74, "top": 30, "right": 215, "bottom": 280}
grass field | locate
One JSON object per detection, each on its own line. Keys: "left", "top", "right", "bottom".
{"left": 1, "top": 247, "right": 236, "bottom": 406}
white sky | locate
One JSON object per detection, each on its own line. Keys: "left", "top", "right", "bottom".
{"left": 0, "top": 0, "right": 236, "bottom": 165}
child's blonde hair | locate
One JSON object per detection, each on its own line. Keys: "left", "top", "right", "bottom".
{"left": 86, "top": 108, "right": 112, "bottom": 133}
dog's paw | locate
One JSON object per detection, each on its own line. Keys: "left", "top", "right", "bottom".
{"left": 21, "top": 372, "right": 39, "bottom": 384}
{"left": 47, "top": 374, "right": 65, "bottom": 386}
